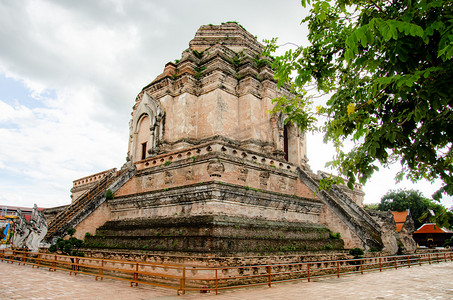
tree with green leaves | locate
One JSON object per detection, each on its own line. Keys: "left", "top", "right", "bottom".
{"left": 264, "top": 0, "right": 453, "bottom": 199}
{"left": 444, "top": 236, "right": 453, "bottom": 247}
{"left": 48, "top": 228, "right": 84, "bottom": 257}
{"left": 418, "top": 200, "right": 453, "bottom": 229}
{"left": 378, "top": 189, "right": 431, "bottom": 228}
{"left": 378, "top": 189, "right": 453, "bottom": 229}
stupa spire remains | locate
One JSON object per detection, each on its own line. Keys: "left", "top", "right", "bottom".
{"left": 189, "top": 22, "right": 263, "bottom": 54}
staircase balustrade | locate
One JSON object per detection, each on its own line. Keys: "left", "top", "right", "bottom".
{"left": 45, "top": 168, "right": 128, "bottom": 240}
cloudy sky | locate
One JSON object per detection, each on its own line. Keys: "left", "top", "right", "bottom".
{"left": 0, "top": 0, "right": 451, "bottom": 209}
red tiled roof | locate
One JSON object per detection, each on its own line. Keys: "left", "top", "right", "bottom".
{"left": 391, "top": 211, "right": 409, "bottom": 232}
{"left": 414, "top": 223, "right": 453, "bottom": 234}
{"left": 0, "top": 205, "right": 44, "bottom": 212}
{"left": 392, "top": 211, "right": 409, "bottom": 223}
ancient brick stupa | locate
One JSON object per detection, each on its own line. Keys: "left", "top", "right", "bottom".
{"left": 46, "top": 23, "right": 400, "bottom": 255}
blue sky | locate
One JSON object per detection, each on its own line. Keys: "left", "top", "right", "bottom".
{"left": 0, "top": 76, "right": 46, "bottom": 108}
{"left": 0, "top": 0, "right": 451, "bottom": 209}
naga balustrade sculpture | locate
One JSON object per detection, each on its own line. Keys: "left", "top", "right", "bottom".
{"left": 12, "top": 204, "right": 47, "bottom": 252}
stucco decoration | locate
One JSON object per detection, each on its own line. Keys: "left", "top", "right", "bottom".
{"left": 276, "top": 112, "right": 286, "bottom": 130}
{"left": 12, "top": 208, "right": 30, "bottom": 248}
{"left": 13, "top": 205, "right": 47, "bottom": 252}
{"left": 164, "top": 171, "right": 173, "bottom": 184}
{"left": 128, "top": 92, "right": 165, "bottom": 162}
{"left": 207, "top": 161, "right": 225, "bottom": 177}
{"left": 185, "top": 168, "right": 194, "bottom": 180}
{"left": 259, "top": 171, "right": 270, "bottom": 187}
{"left": 238, "top": 166, "right": 248, "bottom": 182}
{"left": 25, "top": 204, "right": 48, "bottom": 252}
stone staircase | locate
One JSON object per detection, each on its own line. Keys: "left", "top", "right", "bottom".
{"left": 45, "top": 164, "right": 136, "bottom": 242}
{"left": 297, "top": 168, "right": 384, "bottom": 250}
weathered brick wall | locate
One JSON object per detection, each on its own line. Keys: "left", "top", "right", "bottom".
{"left": 80, "top": 248, "right": 383, "bottom": 267}
{"left": 111, "top": 181, "right": 322, "bottom": 224}
{"left": 116, "top": 145, "right": 317, "bottom": 202}
{"left": 318, "top": 204, "right": 363, "bottom": 249}
{"left": 74, "top": 202, "right": 111, "bottom": 239}
{"left": 129, "top": 23, "right": 308, "bottom": 170}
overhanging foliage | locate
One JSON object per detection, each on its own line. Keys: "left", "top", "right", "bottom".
{"left": 265, "top": 0, "right": 453, "bottom": 198}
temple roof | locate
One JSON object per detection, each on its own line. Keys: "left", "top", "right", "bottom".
{"left": 414, "top": 223, "right": 453, "bottom": 234}
{"left": 391, "top": 210, "right": 409, "bottom": 223}
{"left": 391, "top": 210, "right": 409, "bottom": 232}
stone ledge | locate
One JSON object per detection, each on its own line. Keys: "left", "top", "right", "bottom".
{"left": 85, "top": 214, "right": 342, "bottom": 253}
{"left": 109, "top": 180, "right": 322, "bottom": 214}
{"left": 135, "top": 139, "right": 297, "bottom": 173}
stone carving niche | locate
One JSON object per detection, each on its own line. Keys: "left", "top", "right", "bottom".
{"left": 128, "top": 92, "right": 165, "bottom": 163}
{"left": 207, "top": 161, "right": 225, "bottom": 177}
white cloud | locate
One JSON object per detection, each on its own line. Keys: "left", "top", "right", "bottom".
{"left": 0, "top": 88, "right": 126, "bottom": 208}
{"left": 0, "top": 101, "right": 33, "bottom": 123}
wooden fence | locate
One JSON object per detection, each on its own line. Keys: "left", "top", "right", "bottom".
{"left": 1, "top": 249, "right": 452, "bottom": 295}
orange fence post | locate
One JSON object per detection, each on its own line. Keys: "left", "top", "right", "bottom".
{"left": 407, "top": 256, "right": 410, "bottom": 268}
{"left": 336, "top": 261, "right": 340, "bottom": 278}
{"left": 70, "top": 258, "right": 74, "bottom": 276}
{"left": 307, "top": 263, "right": 311, "bottom": 282}
{"left": 96, "top": 259, "right": 101, "bottom": 281}
{"left": 179, "top": 266, "right": 186, "bottom": 295}
{"left": 379, "top": 257, "right": 382, "bottom": 272}
{"left": 98, "top": 259, "right": 104, "bottom": 280}
{"left": 38, "top": 253, "right": 41, "bottom": 268}
{"left": 215, "top": 268, "right": 218, "bottom": 295}
{"left": 267, "top": 266, "right": 272, "bottom": 287}
{"left": 131, "top": 263, "right": 138, "bottom": 287}
{"left": 428, "top": 253, "right": 431, "bottom": 264}
{"left": 360, "top": 259, "right": 363, "bottom": 275}
{"left": 135, "top": 263, "right": 139, "bottom": 286}
{"left": 50, "top": 255, "right": 57, "bottom": 272}
{"left": 101, "top": 260, "right": 104, "bottom": 280}
{"left": 394, "top": 257, "right": 397, "bottom": 270}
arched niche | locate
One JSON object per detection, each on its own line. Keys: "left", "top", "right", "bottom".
{"left": 128, "top": 92, "right": 165, "bottom": 163}
{"left": 273, "top": 112, "right": 307, "bottom": 167}
{"left": 135, "top": 115, "right": 151, "bottom": 161}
